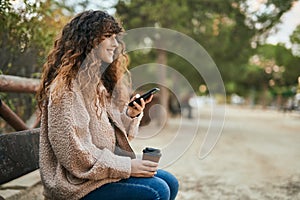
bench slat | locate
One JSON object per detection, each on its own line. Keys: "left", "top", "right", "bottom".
{"left": 0, "top": 129, "right": 40, "bottom": 185}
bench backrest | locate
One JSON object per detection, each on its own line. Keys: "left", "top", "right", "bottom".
{"left": 0, "top": 129, "right": 40, "bottom": 185}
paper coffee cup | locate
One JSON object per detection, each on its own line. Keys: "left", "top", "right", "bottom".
{"left": 142, "top": 147, "right": 162, "bottom": 163}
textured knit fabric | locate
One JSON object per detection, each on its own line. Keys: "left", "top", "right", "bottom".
{"left": 39, "top": 80, "right": 143, "bottom": 200}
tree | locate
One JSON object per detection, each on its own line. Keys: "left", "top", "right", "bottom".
{"left": 238, "top": 44, "right": 300, "bottom": 107}
{"left": 291, "top": 24, "right": 300, "bottom": 56}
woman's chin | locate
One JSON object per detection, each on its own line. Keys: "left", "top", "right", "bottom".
{"left": 103, "top": 59, "right": 113, "bottom": 64}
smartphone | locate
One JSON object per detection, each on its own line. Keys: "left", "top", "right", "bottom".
{"left": 128, "top": 87, "right": 160, "bottom": 107}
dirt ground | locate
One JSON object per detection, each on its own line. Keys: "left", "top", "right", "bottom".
{"left": 131, "top": 105, "right": 300, "bottom": 200}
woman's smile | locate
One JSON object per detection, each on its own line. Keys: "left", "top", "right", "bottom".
{"left": 99, "top": 34, "right": 119, "bottom": 63}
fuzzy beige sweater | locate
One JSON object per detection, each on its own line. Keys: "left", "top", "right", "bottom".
{"left": 39, "top": 81, "right": 143, "bottom": 200}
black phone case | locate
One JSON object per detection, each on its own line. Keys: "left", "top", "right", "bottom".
{"left": 128, "top": 88, "right": 160, "bottom": 107}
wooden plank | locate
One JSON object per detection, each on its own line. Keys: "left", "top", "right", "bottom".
{"left": 0, "top": 75, "right": 40, "bottom": 93}
{"left": 0, "top": 129, "right": 40, "bottom": 185}
{"left": 0, "top": 99, "right": 29, "bottom": 131}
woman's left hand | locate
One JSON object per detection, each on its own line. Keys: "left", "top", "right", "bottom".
{"left": 126, "top": 94, "right": 153, "bottom": 118}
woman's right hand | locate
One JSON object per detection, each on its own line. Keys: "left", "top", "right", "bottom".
{"left": 130, "top": 159, "right": 158, "bottom": 177}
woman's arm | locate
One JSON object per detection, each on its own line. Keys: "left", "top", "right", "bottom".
{"left": 119, "top": 106, "right": 143, "bottom": 140}
{"left": 121, "top": 95, "right": 153, "bottom": 140}
{"left": 47, "top": 89, "right": 131, "bottom": 180}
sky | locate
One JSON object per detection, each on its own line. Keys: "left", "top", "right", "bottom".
{"left": 266, "top": 1, "right": 300, "bottom": 47}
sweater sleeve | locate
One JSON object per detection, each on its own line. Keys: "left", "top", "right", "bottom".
{"left": 47, "top": 89, "right": 131, "bottom": 181}
{"left": 120, "top": 106, "right": 143, "bottom": 141}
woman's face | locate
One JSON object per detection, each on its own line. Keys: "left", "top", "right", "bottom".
{"left": 99, "top": 33, "right": 119, "bottom": 64}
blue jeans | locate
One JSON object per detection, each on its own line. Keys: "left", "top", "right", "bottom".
{"left": 82, "top": 169, "right": 179, "bottom": 200}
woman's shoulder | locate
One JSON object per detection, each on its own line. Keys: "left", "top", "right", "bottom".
{"left": 49, "top": 79, "right": 81, "bottom": 104}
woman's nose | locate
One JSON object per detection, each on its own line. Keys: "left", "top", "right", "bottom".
{"left": 111, "top": 35, "right": 119, "bottom": 47}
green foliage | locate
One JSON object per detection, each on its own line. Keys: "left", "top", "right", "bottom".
{"left": 291, "top": 24, "right": 300, "bottom": 56}
{"left": 257, "top": 44, "right": 300, "bottom": 86}
{"left": 116, "top": 0, "right": 189, "bottom": 31}
{"left": 0, "top": 0, "right": 71, "bottom": 76}
{"left": 291, "top": 25, "right": 300, "bottom": 44}
{"left": 237, "top": 43, "right": 300, "bottom": 105}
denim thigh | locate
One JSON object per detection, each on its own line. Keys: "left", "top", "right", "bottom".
{"left": 81, "top": 169, "right": 178, "bottom": 200}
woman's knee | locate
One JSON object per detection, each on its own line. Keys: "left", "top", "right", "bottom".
{"left": 155, "top": 170, "right": 179, "bottom": 199}
{"left": 148, "top": 177, "right": 171, "bottom": 200}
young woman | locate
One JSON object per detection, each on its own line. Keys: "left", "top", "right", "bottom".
{"left": 37, "top": 10, "right": 178, "bottom": 200}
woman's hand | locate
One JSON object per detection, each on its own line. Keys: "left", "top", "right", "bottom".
{"left": 130, "top": 159, "right": 158, "bottom": 177}
{"left": 126, "top": 94, "right": 153, "bottom": 118}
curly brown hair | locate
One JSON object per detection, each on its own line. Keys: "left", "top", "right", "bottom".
{"left": 36, "top": 10, "right": 130, "bottom": 111}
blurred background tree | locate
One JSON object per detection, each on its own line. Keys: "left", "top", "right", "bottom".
{"left": 291, "top": 24, "right": 300, "bottom": 56}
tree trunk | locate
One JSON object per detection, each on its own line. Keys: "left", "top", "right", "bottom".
{"left": 261, "top": 83, "right": 268, "bottom": 109}
{"left": 156, "top": 49, "right": 168, "bottom": 126}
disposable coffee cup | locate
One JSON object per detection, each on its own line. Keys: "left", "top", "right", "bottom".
{"left": 142, "top": 147, "right": 162, "bottom": 163}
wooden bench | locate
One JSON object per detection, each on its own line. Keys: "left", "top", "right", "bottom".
{"left": 0, "top": 129, "right": 40, "bottom": 185}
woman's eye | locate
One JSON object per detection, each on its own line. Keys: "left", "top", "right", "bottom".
{"left": 104, "top": 34, "right": 113, "bottom": 38}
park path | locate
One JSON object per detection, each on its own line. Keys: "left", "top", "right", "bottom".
{"left": 132, "top": 105, "right": 300, "bottom": 199}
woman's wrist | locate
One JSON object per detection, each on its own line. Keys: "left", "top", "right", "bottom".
{"left": 126, "top": 108, "right": 140, "bottom": 118}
